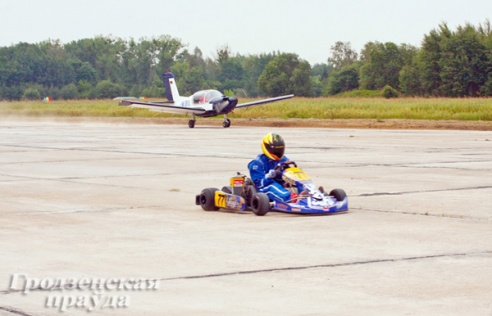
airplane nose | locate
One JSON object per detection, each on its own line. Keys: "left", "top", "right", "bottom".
{"left": 228, "top": 97, "right": 238, "bottom": 107}
{"left": 219, "top": 97, "right": 238, "bottom": 114}
{"left": 211, "top": 96, "right": 238, "bottom": 114}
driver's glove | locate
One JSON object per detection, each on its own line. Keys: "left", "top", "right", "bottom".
{"left": 266, "top": 169, "right": 277, "bottom": 179}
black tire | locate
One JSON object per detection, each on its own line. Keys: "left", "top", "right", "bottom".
{"left": 221, "top": 186, "right": 232, "bottom": 194}
{"left": 188, "top": 120, "right": 195, "bottom": 128}
{"left": 223, "top": 119, "right": 231, "bottom": 128}
{"left": 199, "top": 188, "right": 219, "bottom": 211}
{"left": 244, "top": 177, "right": 254, "bottom": 186}
{"left": 244, "top": 185, "right": 257, "bottom": 209}
{"left": 329, "top": 189, "right": 347, "bottom": 202}
{"left": 251, "top": 193, "right": 270, "bottom": 216}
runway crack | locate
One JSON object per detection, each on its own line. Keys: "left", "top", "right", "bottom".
{"left": 0, "top": 306, "right": 35, "bottom": 316}
{"left": 158, "top": 251, "right": 491, "bottom": 281}
{"left": 351, "top": 207, "right": 489, "bottom": 220}
{"left": 358, "top": 185, "right": 492, "bottom": 197}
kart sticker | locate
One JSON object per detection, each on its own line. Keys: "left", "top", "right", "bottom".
{"left": 215, "top": 192, "right": 246, "bottom": 211}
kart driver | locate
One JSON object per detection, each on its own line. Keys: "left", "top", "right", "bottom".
{"left": 248, "top": 133, "right": 292, "bottom": 202}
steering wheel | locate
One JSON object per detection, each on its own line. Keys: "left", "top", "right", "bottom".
{"left": 274, "top": 161, "right": 297, "bottom": 172}
{"left": 273, "top": 161, "right": 297, "bottom": 179}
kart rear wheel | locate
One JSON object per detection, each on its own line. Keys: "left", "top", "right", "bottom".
{"left": 251, "top": 193, "right": 270, "bottom": 216}
{"left": 329, "top": 189, "right": 347, "bottom": 202}
{"left": 199, "top": 188, "right": 219, "bottom": 211}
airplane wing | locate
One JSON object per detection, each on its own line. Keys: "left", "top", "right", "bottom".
{"left": 235, "top": 94, "right": 294, "bottom": 109}
{"left": 118, "top": 99, "right": 207, "bottom": 115}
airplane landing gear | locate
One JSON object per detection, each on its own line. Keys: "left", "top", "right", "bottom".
{"left": 188, "top": 114, "right": 196, "bottom": 128}
{"left": 222, "top": 118, "right": 231, "bottom": 128}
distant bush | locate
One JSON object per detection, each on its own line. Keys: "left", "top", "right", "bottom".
{"left": 61, "top": 84, "right": 79, "bottom": 100}
{"left": 94, "top": 80, "right": 124, "bottom": 99}
{"left": 141, "top": 85, "right": 165, "bottom": 98}
{"left": 382, "top": 85, "right": 400, "bottom": 99}
{"left": 0, "top": 84, "right": 21, "bottom": 100}
{"left": 335, "top": 89, "right": 383, "bottom": 98}
{"left": 480, "top": 75, "right": 492, "bottom": 96}
{"left": 77, "top": 81, "right": 93, "bottom": 99}
{"left": 22, "top": 87, "right": 41, "bottom": 100}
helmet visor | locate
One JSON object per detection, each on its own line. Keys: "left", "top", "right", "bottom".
{"left": 265, "top": 143, "right": 285, "bottom": 160}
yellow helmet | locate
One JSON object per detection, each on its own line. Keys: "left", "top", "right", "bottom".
{"left": 261, "top": 133, "right": 285, "bottom": 161}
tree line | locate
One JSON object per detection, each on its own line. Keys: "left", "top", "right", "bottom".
{"left": 0, "top": 20, "right": 491, "bottom": 101}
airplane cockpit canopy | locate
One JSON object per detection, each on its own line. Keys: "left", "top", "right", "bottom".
{"left": 192, "top": 90, "right": 223, "bottom": 104}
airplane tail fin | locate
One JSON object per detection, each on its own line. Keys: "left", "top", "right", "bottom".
{"left": 162, "top": 72, "right": 180, "bottom": 102}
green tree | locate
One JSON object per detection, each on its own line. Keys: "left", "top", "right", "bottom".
{"left": 418, "top": 24, "right": 452, "bottom": 96}
{"left": 22, "top": 87, "right": 41, "bottom": 100}
{"left": 438, "top": 23, "right": 492, "bottom": 96}
{"left": 399, "top": 62, "right": 423, "bottom": 96}
{"left": 65, "top": 36, "right": 127, "bottom": 83}
{"left": 359, "top": 42, "right": 412, "bottom": 90}
{"left": 76, "top": 61, "right": 98, "bottom": 83}
{"left": 382, "top": 85, "right": 399, "bottom": 98}
{"left": 38, "top": 40, "right": 76, "bottom": 88}
{"left": 153, "top": 35, "right": 186, "bottom": 75}
{"left": 311, "top": 63, "right": 333, "bottom": 81}
{"left": 120, "top": 36, "right": 184, "bottom": 92}
{"left": 242, "top": 53, "right": 275, "bottom": 97}
{"left": 94, "top": 80, "right": 124, "bottom": 99}
{"left": 77, "top": 81, "right": 93, "bottom": 99}
{"left": 481, "top": 73, "right": 492, "bottom": 96}
{"left": 328, "top": 41, "right": 358, "bottom": 70}
{"left": 258, "top": 53, "right": 310, "bottom": 96}
{"left": 60, "top": 83, "right": 79, "bottom": 100}
{"left": 214, "top": 46, "right": 245, "bottom": 92}
{"left": 291, "top": 60, "right": 312, "bottom": 96}
{"left": 2, "top": 43, "right": 43, "bottom": 86}
{"left": 324, "top": 64, "right": 360, "bottom": 95}
{"left": 310, "top": 75, "right": 323, "bottom": 97}
{"left": 172, "top": 61, "right": 208, "bottom": 95}
{"left": 0, "top": 85, "right": 22, "bottom": 100}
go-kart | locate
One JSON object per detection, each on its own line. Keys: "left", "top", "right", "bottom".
{"left": 195, "top": 161, "right": 348, "bottom": 216}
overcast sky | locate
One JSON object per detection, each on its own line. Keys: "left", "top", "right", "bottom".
{"left": 1, "top": 0, "right": 491, "bottom": 65}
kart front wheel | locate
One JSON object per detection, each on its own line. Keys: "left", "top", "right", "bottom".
{"left": 330, "top": 189, "right": 347, "bottom": 202}
{"left": 251, "top": 193, "right": 270, "bottom": 216}
{"left": 199, "top": 188, "right": 220, "bottom": 211}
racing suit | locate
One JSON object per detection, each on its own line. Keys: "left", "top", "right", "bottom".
{"left": 248, "top": 154, "right": 291, "bottom": 202}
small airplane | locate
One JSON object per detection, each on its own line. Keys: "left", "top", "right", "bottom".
{"left": 117, "top": 72, "right": 294, "bottom": 128}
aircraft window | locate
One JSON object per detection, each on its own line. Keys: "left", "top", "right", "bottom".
{"left": 192, "top": 91, "right": 206, "bottom": 103}
{"left": 205, "top": 90, "right": 222, "bottom": 101}
{"left": 193, "top": 90, "right": 223, "bottom": 103}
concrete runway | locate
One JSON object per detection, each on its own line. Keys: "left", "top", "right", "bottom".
{"left": 0, "top": 120, "right": 491, "bottom": 315}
